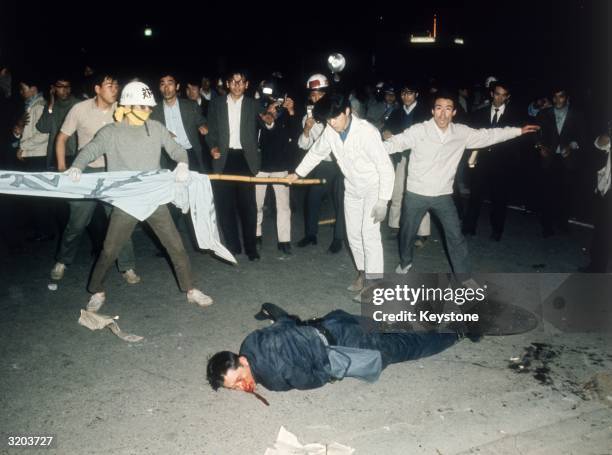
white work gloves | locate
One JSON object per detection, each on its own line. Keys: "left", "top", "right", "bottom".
{"left": 65, "top": 167, "right": 82, "bottom": 182}
{"left": 371, "top": 199, "right": 388, "bottom": 223}
{"left": 175, "top": 162, "right": 190, "bottom": 183}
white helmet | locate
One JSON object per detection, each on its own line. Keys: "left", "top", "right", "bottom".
{"left": 306, "top": 73, "right": 329, "bottom": 90}
{"left": 119, "top": 81, "right": 157, "bottom": 106}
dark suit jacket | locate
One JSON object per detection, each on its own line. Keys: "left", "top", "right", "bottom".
{"left": 206, "top": 95, "right": 260, "bottom": 175}
{"left": 536, "top": 107, "right": 584, "bottom": 165}
{"left": 383, "top": 102, "right": 430, "bottom": 135}
{"left": 469, "top": 103, "right": 525, "bottom": 170}
{"left": 150, "top": 98, "right": 207, "bottom": 155}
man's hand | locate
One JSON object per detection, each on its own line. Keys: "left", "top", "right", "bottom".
{"left": 521, "top": 125, "right": 540, "bottom": 135}
{"left": 537, "top": 144, "right": 551, "bottom": 158}
{"left": 596, "top": 134, "right": 610, "bottom": 148}
{"left": 259, "top": 111, "right": 275, "bottom": 126}
{"left": 198, "top": 124, "right": 208, "bottom": 135}
{"left": 16, "top": 149, "right": 24, "bottom": 161}
{"left": 561, "top": 146, "right": 572, "bottom": 158}
{"left": 283, "top": 97, "right": 295, "bottom": 116}
{"left": 48, "top": 85, "right": 56, "bottom": 110}
{"left": 210, "top": 147, "right": 221, "bottom": 160}
{"left": 303, "top": 117, "right": 315, "bottom": 135}
{"left": 175, "top": 162, "right": 190, "bottom": 182}
{"left": 65, "top": 167, "right": 82, "bottom": 182}
{"left": 12, "top": 125, "right": 23, "bottom": 138}
{"left": 382, "top": 130, "right": 393, "bottom": 141}
{"left": 286, "top": 173, "right": 299, "bottom": 184}
{"left": 371, "top": 199, "right": 388, "bottom": 223}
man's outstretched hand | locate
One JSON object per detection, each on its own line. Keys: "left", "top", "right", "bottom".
{"left": 521, "top": 125, "right": 540, "bottom": 135}
{"left": 286, "top": 173, "right": 299, "bottom": 184}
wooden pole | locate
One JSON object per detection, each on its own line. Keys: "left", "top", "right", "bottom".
{"left": 206, "top": 174, "right": 325, "bottom": 185}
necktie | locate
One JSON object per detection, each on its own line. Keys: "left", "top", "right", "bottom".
{"left": 492, "top": 108, "right": 499, "bottom": 126}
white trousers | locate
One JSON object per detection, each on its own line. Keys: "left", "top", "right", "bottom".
{"left": 388, "top": 156, "right": 430, "bottom": 235}
{"left": 255, "top": 171, "right": 291, "bottom": 242}
{"left": 344, "top": 189, "right": 384, "bottom": 277}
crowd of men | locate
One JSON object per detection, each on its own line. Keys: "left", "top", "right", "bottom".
{"left": 0, "top": 63, "right": 610, "bottom": 297}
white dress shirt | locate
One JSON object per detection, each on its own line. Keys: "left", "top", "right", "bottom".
{"left": 385, "top": 119, "right": 521, "bottom": 196}
{"left": 296, "top": 115, "right": 395, "bottom": 200}
{"left": 163, "top": 100, "right": 192, "bottom": 149}
{"left": 227, "top": 95, "right": 243, "bottom": 149}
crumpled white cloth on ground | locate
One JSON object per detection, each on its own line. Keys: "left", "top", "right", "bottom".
{"left": 264, "top": 427, "right": 355, "bottom": 455}
{"left": 78, "top": 310, "right": 144, "bottom": 343}
{"left": 0, "top": 169, "right": 235, "bottom": 263}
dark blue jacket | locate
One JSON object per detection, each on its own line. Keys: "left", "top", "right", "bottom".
{"left": 239, "top": 316, "right": 332, "bottom": 391}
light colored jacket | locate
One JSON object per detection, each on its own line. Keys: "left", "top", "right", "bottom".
{"left": 20, "top": 95, "right": 49, "bottom": 158}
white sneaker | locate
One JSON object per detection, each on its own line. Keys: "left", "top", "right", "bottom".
{"left": 87, "top": 292, "right": 106, "bottom": 312}
{"left": 395, "top": 263, "right": 413, "bottom": 274}
{"left": 122, "top": 269, "right": 141, "bottom": 284}
{"left": 187, "top": 289, "right": 214, "bottom": 307}
{"left": 50, "top": 262, "right": 66, "bottom": 280}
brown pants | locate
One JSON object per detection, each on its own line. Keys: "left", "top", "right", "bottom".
{"left": 89, "top": 205, "right": 192, "bottom": 293}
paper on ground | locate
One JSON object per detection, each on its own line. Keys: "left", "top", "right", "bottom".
{"left": 78, "top": 310, "right": 144, "bottom": 343}
{"left": 263, "top": 426, "right": 354, "bottom": 455}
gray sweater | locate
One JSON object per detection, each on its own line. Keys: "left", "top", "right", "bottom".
{"left": 72, "top": 120, "right": 188, "bottom": 171}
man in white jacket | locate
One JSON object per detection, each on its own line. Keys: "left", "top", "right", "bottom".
{"left": 288, "top": 93, "right": 395, "bottom": 294}
{"left": 384, "top": 92, "right": 539, "bottom": 274}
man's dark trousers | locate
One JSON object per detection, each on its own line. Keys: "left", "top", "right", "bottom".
{"left": 304, "top": 161, "right": 345, "bottom": 240}
{"left": 213, "top": 149, "right": 257, "bottom": 255}
{"left": 320, "top": 310, "right": 458, "bottom": 368}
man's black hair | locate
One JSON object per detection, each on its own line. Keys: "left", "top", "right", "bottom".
{"left": 160, "top": 72, "right": 180, "bottom": 83}
{"left": 206, "top": 351, "right": 241, "bottom": 391}
{"left": 184, "top": 76, "right": 201, "bottom": 87}
{"left": 313, "top": 92, "right": 351, "bottom": 124}
{"left": 430, "top": 90, "right": 458, "bottom": 110}
{"left": 551, "top": 85, "right": 569, "bottom": 97}
{"left": 490, "top": 80, "right": 511, "bottom": 93}
{"left": 92, "top": 72, "right": 117, "bottom": 88}
{"left": 225, "top": 70, "right": 249, "bottom": 82}
{"left": 18, "top": 74, "right": 42, "bottom": 90}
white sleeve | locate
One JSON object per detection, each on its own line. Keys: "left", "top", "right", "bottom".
{"left": 384, "top": 125, "right": 417, "bottom": 155}
{"left": 295, "top": 130, "right": 332, "bottom": 177}
{"left": 464, "top": 126, "right": 522, "bottom": 150}
{"left": 364, "top": 128, "right": 395, "bottom": 200}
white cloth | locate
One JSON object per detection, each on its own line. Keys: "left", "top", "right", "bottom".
{"left": 0, "top": 169, "right": 235, "bottom": 263}
{"left": 385, "top": 119, "right": 521, "bottom": 196}
{"left": 227, "top": 94, "right": 243, "bottom": 149}
{"left": 296, "top": 115, "right": 395, "bottom": 200}
{"left": 255, "top": 170, "right": 291, "bottom": 242}
{"left": 595, "top": 138, "right": 611, "bottom": 195}
{"left": 298, "top": 114, "right": 331, "bottom": 162}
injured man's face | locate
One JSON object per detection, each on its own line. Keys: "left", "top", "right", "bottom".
{"left": 223, "top": 356, "right": 256, "bottom": 392}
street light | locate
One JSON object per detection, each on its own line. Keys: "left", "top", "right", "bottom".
{"left": 144, "top": 27, "right": 153, "bottom": 37}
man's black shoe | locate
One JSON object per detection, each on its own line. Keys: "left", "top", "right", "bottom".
{"left": 462, "top": 227, "right": 476, "bottom": 236}
{"left": 327, "top": 239, "right": 343, "bottom": 254}
{"left": 256, "top": 236, "right": 262, "bottom": 249}
{"left": 490, "top": 232, "right": 502, "bottom": 242}
{"left": 277, "top": 242, "right": 292, "bottom": 255}
{"left": 248, "top": 252, "right": 261, "bottom": 261}
{"left": 297, "top": 236, "right": 317, "bottom": 247}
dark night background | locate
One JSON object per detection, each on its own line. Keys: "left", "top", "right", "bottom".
{"left": 0, "top": 0, "right": 610, "bottom": 126}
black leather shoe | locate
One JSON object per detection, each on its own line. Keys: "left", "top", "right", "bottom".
{"left": 256, "top": 236, "right": 262, "bottom": 249}
{"left": 490, "top": 232, "right": 502, "bottom": 242}
{"left": 277, "top": 242, "right": 292, "bottom": 255}
{"left": 462, "top": 227, "right": 476, "bottom": 236}
{"left": 327, "top": 239, "right": 343, "bottom": 254}
{"left": 297, "top": 236, "right": 317, "bottom": 247}
{"left": 247, "top": 252, "right": 261, "bottom": 261}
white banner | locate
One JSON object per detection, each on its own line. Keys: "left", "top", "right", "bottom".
{"left": 0, "top": 169, "right": 236, "bottom": 264}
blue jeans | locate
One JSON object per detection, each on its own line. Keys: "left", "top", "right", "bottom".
{"left": 321, "top": 310, "right": 458, "bottom": 368}
{"left": 399, "top": 191, "right": 470, "bottom": 273}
